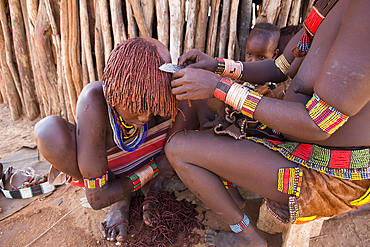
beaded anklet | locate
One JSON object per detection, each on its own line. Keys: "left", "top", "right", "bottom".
{"left": 275, "top": 54, "right": 290, "bottom": 74}
{"left": 83, "top": 170, "right": 108, "bottom": 189}
{"left": 127, "top": 160, "right": 159, "bottom": 192}
{"left": 215, "top": 58, "right": 243, "bottom": 80}
{"left": 229, "top": 214, "right": 250, "bottom": 233}
{"left": 306, "top": 93, "right": 349, "bottom": 134}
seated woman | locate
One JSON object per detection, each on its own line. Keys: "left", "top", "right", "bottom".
{"left": 34, "top": 37, "right": 181, "bottom": 243}
{"left": 166, "top": 0, "right": 370, "bottom": 246}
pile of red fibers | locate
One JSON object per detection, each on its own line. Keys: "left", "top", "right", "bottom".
{"left": 125, "top": 191, "right": 204, "bottom": 246}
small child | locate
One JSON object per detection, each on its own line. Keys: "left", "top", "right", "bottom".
{"left": 245, "top": 22, "right": 281, "bottom": 62}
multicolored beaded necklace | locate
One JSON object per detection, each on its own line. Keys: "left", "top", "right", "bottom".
{"left": 108, "top": 104, "right": 149, "bottom": 152}
{"left": 292, "top": 0, "right": 339, "bottom": 57}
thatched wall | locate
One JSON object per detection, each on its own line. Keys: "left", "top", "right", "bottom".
{"left": 0, "top": 0, "right": 312, "bottom": 123}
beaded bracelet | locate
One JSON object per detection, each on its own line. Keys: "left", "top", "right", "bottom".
{"left": 241, "top": 91, "right": 263, "bottom": 119}
{"left": 83, "top": 170, "right": 108, "bottom": 189}
{"left": 275, "top": 54, "right": 290, "bottom": 74}
{"left": 214, "top": 77, "right": 233, "bottom": 101}
{"left": 127, "top": 160, "right": 159, "bottom": 192}
{"left": 215, "top": 58, "right": 243, "bottom": 80}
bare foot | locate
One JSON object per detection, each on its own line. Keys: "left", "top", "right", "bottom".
{"left": 100, "top": 196, "right": 130, "bottom": 243}
{"left": 197, "top": 187, "right": 246, "bottom": 210}
{"left": 205, "top": 228, "right": 266, "bottom": 247}
{"left": 141, "top": 176, "right": 164, "bottom": 226}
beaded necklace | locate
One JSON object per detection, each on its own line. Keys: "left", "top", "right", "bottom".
{"left": 107, "top": 104, "right": 148, "bottom": 152}
{"left": 292, "top": 0, "right": 339, "bottom": 57}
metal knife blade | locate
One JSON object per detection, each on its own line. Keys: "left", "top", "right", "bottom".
{"left": 159, "top": 63, "right": 185, "bottom": 73}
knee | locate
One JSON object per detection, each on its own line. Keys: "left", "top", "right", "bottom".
{"left": 164, "top": 132, "right": 187, "bottom": 170}
{"left": 34, "top": 116, "right": 73, "bottom": 153}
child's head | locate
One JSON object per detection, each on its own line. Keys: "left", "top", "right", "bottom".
{"left": 278, "top": 24, "right": 303, "bottom": 57}
{"left": 245, "top": 22, "right": 280, "bottom": 62}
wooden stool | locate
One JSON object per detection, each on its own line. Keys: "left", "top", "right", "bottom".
{"left": 257, "top": 203, "right": 329, "bottom": 247}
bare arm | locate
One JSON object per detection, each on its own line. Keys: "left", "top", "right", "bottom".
{"left": 254, "top": 0, "right": 370, "bottom": 141}
{"left": 76, "top": 81, "right": 133, "bottom": 210}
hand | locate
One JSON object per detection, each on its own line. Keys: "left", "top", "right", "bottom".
{"left": 171, "top": 68, "right": 220, "bottom": 101}
{"left": 178, "top": 49, "right": 218, "bottom": 72}
{"left": 154, "top": 154, "right": 175, "bottom": 178}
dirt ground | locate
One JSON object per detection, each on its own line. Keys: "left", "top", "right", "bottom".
{"left": 0, "top": 103, "right": 370, "bottom": 247}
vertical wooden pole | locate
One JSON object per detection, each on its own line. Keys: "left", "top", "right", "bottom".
{"left": 277, "top": 0, "right": 292, "bottom": 28}
{"left": 94, "top": 0, "right": 104, "bottom": 80}
{"left": 61, "top": 0, "right": 77, "bottom": 120}
{"left": 110, "top": 0, "right": 127, "bottom": 46}
{"left": 195, "top": 0, "right": 209, "bottom": 53}
{"left": 100, "top": 0, "right": 113, "bottom": 63}
{"left": 183, "top": 0, "right": 198, "bottom": 53}
{"left": 227, "top": 0, "right": 239, "bottom": 60}
{"left": 126, "top": 0, "right": 138, "bottom": 39}
{"left": 80, "top": 0, "right": 96, "bottom": 82}
{"left": 288, "top": 0, "right": 302, "bottom": 26}
{"left": 155, "top": 0, "right": 169, "bottom": 48}
{"left": 34, "top": 0, "right": 60, "bottom": 116}
{"left": 128, "top": 0, "right": 150, "bottom": 37}
{"left": 0, "top": 0, "right": 24, "bottom": 107}
{"left": 206, "top": 0, "right": 221, "bottom": 58}
{"left": 69, "top": 0, "right": 83, "bottom": 95}
{"left": 238, "top": 0, "right": 252, "bottom": 61}
{"left": 169, "top": 0, "right": 184, "bottom": 63}
{"left": 218, "top": 0, "right": 231, "bottom": 58}
{"left": 0, "top": 24, "right": 22, "bottom": 120}
{"left": 141, "top": 0, "right": 154, "bottom": 37}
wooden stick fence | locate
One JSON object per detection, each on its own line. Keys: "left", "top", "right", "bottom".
{"left": 0, "top": 0, "right": 311, "bottom": 123}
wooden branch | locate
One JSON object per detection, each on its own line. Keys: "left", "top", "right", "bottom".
{"left": 183, "top": 0, "right": 198, "bottom": 53}
{"left": 81, "top": 43, "right": 89, "bottom": 87}
{"left": 110, "top": 0, "right": 127, "bottom": 46}
{"left": 218, "top": 0, "right": 231, "bottom": 58}
{"left": 237, "top": 0, "right": 252, "bottom": 61}
{"left": 141, "top": 0, "right": 154, "bottom": 37}
{"left": 155, "top": 0, "right": 169, "bottom": 48}
{"left": 94, "top": 0, "right": 104, "bottom": 80}
{"left": 21, "top": 0, "right": 46, "bottom": 118}
{"left": 0, "top": 0, "right": 24, "bottom": 107}
{"left": 206, "top": 0, "right": 221, "bottom": 57}
{"left": 277, "top": 0, "right": 292, "bottom": 28}
{"left": 34, "top": 0, "right": 60, "bottom": 116}
{"left": 9, "top": 0, "right": 39, "bottom": 120}
{"left": 288, "top": 0, "right": 302, "bottom": 26}
{"left": 128, "top": 0, "right": 149, "bottom": 37}
{"left": 169, "top": 0, "right": 183, "bottom": 63}
{"left": 195, "top": 0, "right": 209, "bottom": 52}
{"left": 45, "top": 0, "right": 67, "bottom": 119}
{"left": 62, "top": 67, "right": 74, "bottom": 123}
{"left": 255, "top": 0, "right": 281, "bottom": 24}
{"left": 69, "top": 0, "right": 83, "bottom": 96}
{"left": 80, "top": 0, "right": 96, "bottom": 82}
{"left": 61, "top": 0, "right": 77, "bottom": 119}
{"left": 99, "top": 0, "right": 113, "bottom": 63}
{"left": 126, "top": 0, "right": 138, "bottom": 39}
{"left": 227, "top": 0, "right": 239, "bottom": 60}
{"left": 0, "top": 24, "right": 22, "bottom": 120}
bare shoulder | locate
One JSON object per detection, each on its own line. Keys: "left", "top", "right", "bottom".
{"left": 314, "top": 0, "right": 370, "bottom": 116}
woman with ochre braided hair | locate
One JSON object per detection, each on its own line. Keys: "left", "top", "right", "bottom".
{"left": 34, "top": 37, "right": 189, "bottom": 243}
{"left": 166, "top": 0, "right": 370, "bottom": 246}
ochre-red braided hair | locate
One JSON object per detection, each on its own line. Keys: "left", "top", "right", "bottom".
{"left": 103, "top": 37, "right": 177, "bottom": 121}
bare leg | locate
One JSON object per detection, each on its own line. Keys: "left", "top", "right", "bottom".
{"left": 35, "top": 116, "right": 131, "bottom": 242}
{"left": 165, "top": 131, "right": 296, "bottom": 246}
